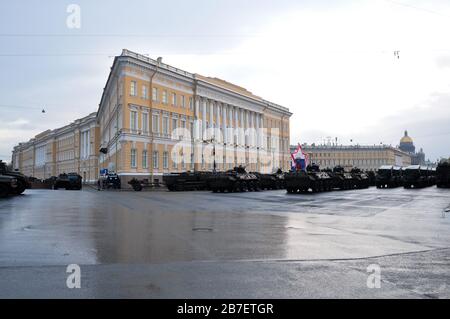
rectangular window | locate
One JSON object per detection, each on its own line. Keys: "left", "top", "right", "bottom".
{"left": 153, "top": 151, "right": 159, "bottom": 168}
{"left": 172, "top": 152, "right": 177, "bottom": 168}
{"left": 189, "top": 97, "right": 193, "bottom": 110}
{"left": 130, "top": 81, "right": 137, "bottom": 96}
{"left": 172, "top": 118, "right": 178, "bottom": 137}
{"left": 131, "top": 149, "right": 137, "bottom": 168}
{"left": 152, "top": 87, "right": 158, "bottom": 101}
{"left": 142, "top": 150, "right": 148, "bottom": 169}
{"left": 181, "top": 95, "right": 185, "bottom": 108}
{"left": 130, "top": 111, "right": 138, "bottom": 130}
{"left": 152, "top": 114, "right": 159, "bottom": 133}
{"left": 163, "top": 116, "right": 169, "bottom": 135}
{"left": 163, "top": 151, "right": 169, "bottom": 169}
{"left": 162, "top": 90, "right": 168, "bottom": 104}
{"left": 142, "top": 113, "right": 149, "bottom": 133}
{"left": 172, "top": 93, "right": 176, "bottom": 106}
{"left": 142, "top": 85, "right": 148, "bottom": 99}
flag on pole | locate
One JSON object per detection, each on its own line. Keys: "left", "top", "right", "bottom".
{"left": 291, "top": 143, "right": 309, "bottom": 171}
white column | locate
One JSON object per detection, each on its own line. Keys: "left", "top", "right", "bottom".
{"left": 209, "top": 100, "right": 214, "bottom": 139}
{"left": 202, "top": 98, "right": 206, "bottom": 140}
{"left": 194, "top": 98, "right": 200, "bottom": 140}
{"left": 222, "top": 104, "right": 227, "bottom": 145}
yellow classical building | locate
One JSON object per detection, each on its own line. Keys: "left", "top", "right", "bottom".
{"left": 12, "top": 49, "right": 292, "bottom": 183}
{"left": 291, "top": 144, "right": 412, "bottom": 171}
{"left": 12, "top": 113, "right": 100, "bottom": 182}
{"left": 97, "top": 49, "right": 292, "bottom": 183}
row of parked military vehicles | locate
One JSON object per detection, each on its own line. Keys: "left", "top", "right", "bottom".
{"left": 162, "top": 160, "right": 450, "bottom": 194}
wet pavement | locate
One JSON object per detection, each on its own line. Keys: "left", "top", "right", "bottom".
{"left": 0, "top": 186, "right": 449, "bottom": 298}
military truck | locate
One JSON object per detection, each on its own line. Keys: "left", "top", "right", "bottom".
{"left": 403, "top": 165, "right": 432, "bottom": 189}
{"left": 0, "top": 160, "right": 30, "bottom": 194}
{"left": 208, "top": 166, "right": 259, "bottom": 193}
{"left": 163, "top": 171, "right": 212, "bottom": 191}
{"left": 0, "top": 175, "right": 18, "bottom": 198}
{"left": 53, "top": 173, "right": 82, "bottom": 190}
{"left": 98, "top": 173, "right": 121, "bottom": 190}
{"left": 376, "top": 165, "right": 402, "bottom": 188}
{"left": 436, "top": 160, "right": 450, "bottom": 188}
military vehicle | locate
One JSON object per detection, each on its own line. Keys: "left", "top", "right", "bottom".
{"left": 366, "top": 171, "right": 376, "bottom": 187}
{"left": 53, "top": 173, "right": 82, "bottom": 190}
{"left": 0, "top": 175, "right": 18, "bottom": 198}
{"left": 403, "top": 165, "right": 432, "bottom": 189}
{"left": 0, "top": 160, "right": 30, "bottom": 194}
{"left": 252, "top": 168, "right": 285, "bottom": 190}
{"left": 331, "top": 166, "right": 358, "bottom": 190}
{"left": 208, "top": 166, "right": 259, "bottom": 193}
{"left": 350, "top": 167, "right": 370, "bottom": 189}
{"left": 163, "top": 171, "right": 212, "bottom": 191}
{"left": 285, "top": 164, "right": 333, "bottom": 193}
{"left": 98, "top": 173, "right": 121, "bottom": 190}
{"left": 376, "top": 165, "right": 403, "bottom": 188}
{"left": 436, "top": 160, "right": 450, "bottom": 188}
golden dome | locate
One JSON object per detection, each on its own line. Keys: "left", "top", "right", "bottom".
{"left": 400, "top": 130, "right": 413, "bottom": 144}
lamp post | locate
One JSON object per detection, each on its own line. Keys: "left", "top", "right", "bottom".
{"left": 203, "top": 137, "right": 216, "bottom": 173}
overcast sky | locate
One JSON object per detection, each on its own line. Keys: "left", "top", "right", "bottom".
{"left": 1, "top": 0, "right": 449, "bottom": 162}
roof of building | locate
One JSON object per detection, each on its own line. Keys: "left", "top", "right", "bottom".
{"left": 400, "top": 130, "right": 413, "bottom": 144}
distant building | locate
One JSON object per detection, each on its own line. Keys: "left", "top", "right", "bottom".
{"left": 398, "top": 130, "right": 425, "bottom": 165}
{"left": 290, "top": 144, "right": 412, "bottom": 171}
{"left": 11, "top": 113, "right": 100, "bottom": 182}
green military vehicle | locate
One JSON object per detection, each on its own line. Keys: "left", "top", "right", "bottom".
{"left": 0, "top": 175, "right": 18, "bottom": 198}
{"left": 0, "top": 160, "right": 30, "bottom": 195}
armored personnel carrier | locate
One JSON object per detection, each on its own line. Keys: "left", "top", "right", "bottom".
{"left": 376, "top": 165, "right": 402, "bottom": 188}
{"left": 285, "top": 164, "right": 333, "bottom": 193}
{"left": 163, "top": 171, "right": 212, "bottom": 191}
{"left": 53, "top": 173, "right": 82, "bottom": 190}
{"left": 350, "top": 167, "right": 370, "bottom": 189}
{"left": 436, "top": 160, "right": 450, "bottom": 188}
{"left": 331, "top": 166, "right": 357, "bottom": 190}
{"left": 0, "top": 160, "right": 30, "bottom": 195}
{"left": 208, "top": 166, "right": 259, "bottom": 193}
{"left": 252, "top": 168, "right": 285, "bottom": 190}
{"left": 0, "top": 175, "right": 18, "bottom": 198}
{"left": 403, "top": 165, "right": 432, "bottom": 189}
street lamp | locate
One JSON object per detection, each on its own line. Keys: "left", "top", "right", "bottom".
{"left": 203, "top": 137, "right": 216, "bottom": 172}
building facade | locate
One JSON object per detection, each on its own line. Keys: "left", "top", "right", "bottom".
{"left": 291, "top": 144, "right": 412, "bottom": 171}
{"left": 12, "top": 49, "right": 292, "bottom": 183}
{"left": 97, "top": 49, "right": 292, "bottom": 184}
{"left": 12, "top": 113, "right": 100, "bottom": 182}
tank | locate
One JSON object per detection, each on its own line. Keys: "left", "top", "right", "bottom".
{"left": 0, "top": 160, "right": 30, "bottom": 195}
{"left": 436, "top": 160, "right": 450, "bottom": 188}
{"left": 163, "top": 171, "right": 212, "bottom": 191}
{"left": 376, "top": 165, "right": 402, "bottom": 188}
{"left": 285, "top": 164, "right": 333, "bottom": 193}
{"left": 331, "top": 166, "right": 358, "bottom": 190}
{"left": 53, "top": 173, "right": 82, "bottom": 190}
{"left": 252, "top": 168, "right": 285, "bottom": 190}
{"left": 350, "top": 167, "right": 370, "bottom": 189}
{"left": 208, "top": 166, "right": 259, "bottom": 193}
{"left": 403, "top": 165, "right": 432, "bottom": 189}
{"left": 0, "top": 175, "right": 18, "bottom": 198}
